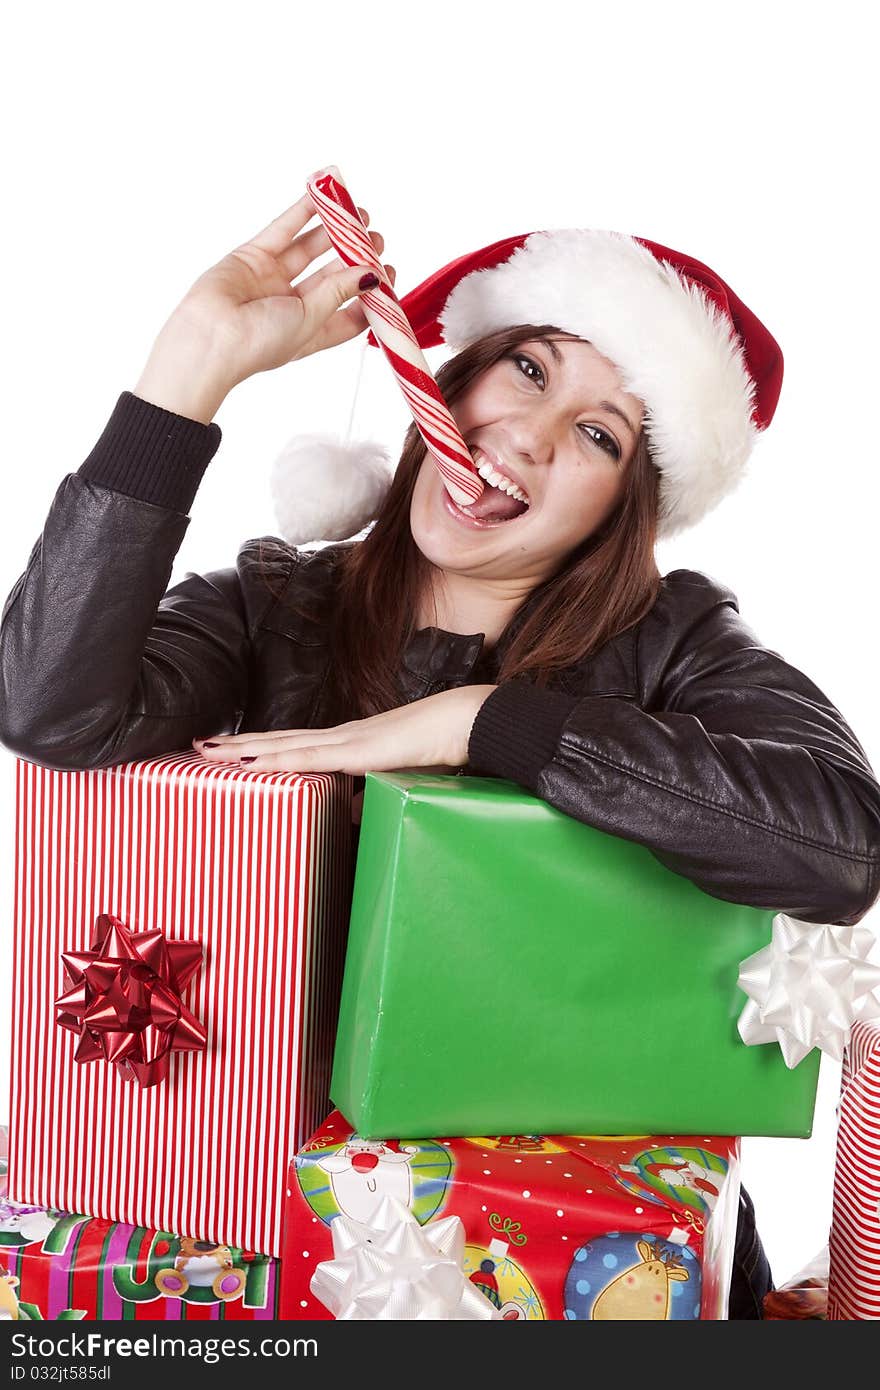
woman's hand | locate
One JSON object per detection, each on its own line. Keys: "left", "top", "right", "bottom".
{"left": 134, "top": 188, "right": 396, "bottom": 421}
{"left": 191, "top": 686, "right": 498, "bottom": 775}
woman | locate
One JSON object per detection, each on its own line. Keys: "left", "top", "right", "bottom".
{"left": 1, "top": 192, "right": 878, "bottom": 1319}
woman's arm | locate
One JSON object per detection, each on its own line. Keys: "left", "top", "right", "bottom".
{"left": 0, "top": 393, "right": 276, "bottom": 770}
{"left": 1, "top": 192, "right": 395, "bottom": 771}
{"left": 467, "top": 577, "right": 880, "bottom": 927}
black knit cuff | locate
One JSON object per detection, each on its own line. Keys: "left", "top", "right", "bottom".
{"left": 467, "top": 679, "right": 580, "bottom": 788}
{"left": 77, "top": 391, "right": 223, "bottom": 514}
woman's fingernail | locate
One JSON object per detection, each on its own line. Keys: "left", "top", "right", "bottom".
{"left": 240, "top": 756, "right": 257, "bottom": 763}
{"left": 359, "top": 272, "right": 379, "bottom": 291}
{"left": 203, "top": 742, "right": 219, "bottom": 748}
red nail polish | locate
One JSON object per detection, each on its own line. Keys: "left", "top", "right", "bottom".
{"left": 203, "top": 741, "right": 218, "bottom": 748}
{"left": 359, "top": 272, "right": 379, "bottom": 291}
{"left": 240, "top": 756, "right": 257, "bottom": 763}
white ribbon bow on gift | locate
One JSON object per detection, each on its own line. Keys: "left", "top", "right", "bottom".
{"left": 310, "top": 1197, "right": 501, "bottom": 1320}
{"left": 737, "top": 913, "right": 880, "bottom": 1068}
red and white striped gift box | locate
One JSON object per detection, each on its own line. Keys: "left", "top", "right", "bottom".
{"left": 828, "top": 1019, "right": 880, "bottom": 1319}
{"left": 7, "top": 753, "right": 353, "bottom": 1258}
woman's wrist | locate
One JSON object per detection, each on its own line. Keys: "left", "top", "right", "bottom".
{"left": 132, "top": 362, "right": 229, "bottom": 427}
{"left": 133, "top": 326, "right": 234, "bottom": 426}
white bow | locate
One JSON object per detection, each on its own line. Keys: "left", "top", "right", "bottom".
{"left": 310, "top": 1197, "right": 501, "bottom": 1320}
{"left": 737, "top": 913, "right": 880, "bottom": 1068}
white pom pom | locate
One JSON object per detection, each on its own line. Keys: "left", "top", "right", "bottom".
{"left": 269, "top": 433, "right": 394, "bottom": 545}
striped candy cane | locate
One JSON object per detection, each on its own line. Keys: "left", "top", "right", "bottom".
{"left": 306, "top": 166, "right": 484, "bottom": 508}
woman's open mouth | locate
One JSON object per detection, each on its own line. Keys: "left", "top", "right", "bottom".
{"left": 443, "top": 452, "right": 531, "bottom": 528}
{"left": 444, "top": 490, "right": 531, "bottom": 528}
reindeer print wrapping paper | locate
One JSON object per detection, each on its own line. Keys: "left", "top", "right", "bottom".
{"left": 280, "top": 1111, "right": 741, "bottom": 1320}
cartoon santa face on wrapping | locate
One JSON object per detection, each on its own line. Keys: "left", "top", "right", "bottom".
{"left": 640, "top": 1160, "right": 722, "bottom": 1205}
{"left": 316, "top": 1139, "right": 418, "bottom": 1226}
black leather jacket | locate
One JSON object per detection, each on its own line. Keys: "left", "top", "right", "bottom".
{"left": 2, "top": 392, "right": 879, "bottom": 929}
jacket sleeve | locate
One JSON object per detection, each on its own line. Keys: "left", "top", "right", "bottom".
{"left": 467, "top": 573, "right": 880, "bottom": 927}
{"left": 0, "top": 392, "right": 289, "bottom": 771}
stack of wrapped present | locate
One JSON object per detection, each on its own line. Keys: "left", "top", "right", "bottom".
{"left": 2, "top": 753, "right": 352, "bottom": 1320}
{"left": 279, "top": 771, "right": 820, "bottom": 1321}
{"left": 2, "top": 758, "right": 877, "bottom": 1320}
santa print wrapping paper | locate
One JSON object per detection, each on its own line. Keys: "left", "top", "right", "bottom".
{"left": 280, "top": 1111, "right": 741, "bottom": 1320}
{"left": 0, "top": 1133, "right": 279, "bottom": 1321}
{"left": 828, "top": 1019, "right": 880, "bottom": 1319}
{"left": 7, "top": 754, "right": 354, "bottom": 1258}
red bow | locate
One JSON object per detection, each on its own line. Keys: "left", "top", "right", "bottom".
{"left": 55, "top": 912, "right": 206, "bottom": 1088}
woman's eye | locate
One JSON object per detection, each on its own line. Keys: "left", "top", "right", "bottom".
{"left": 512, "top": 353, "right": 621, "bottom": 460}
{"left": 513, "top": 353, "right": 544, "bottom": 385}
{"left": 579, "top": 424, "right": 621, "bottom": 460}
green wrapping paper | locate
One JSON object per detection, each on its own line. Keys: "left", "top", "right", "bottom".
{"left": 330, "top": 772, "right": 820, "bottom": 1138}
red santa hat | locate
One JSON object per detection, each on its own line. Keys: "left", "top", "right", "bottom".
{"left": 270, "top": 228, "right": 783, "bottom": 544}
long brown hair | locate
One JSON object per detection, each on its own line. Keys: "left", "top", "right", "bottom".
{"left": 267, "top": 324, "right": 662, "bottom": 722}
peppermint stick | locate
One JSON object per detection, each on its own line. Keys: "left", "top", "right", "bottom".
{"left": 306, "top": 166, "right": 484, "bottom": 507}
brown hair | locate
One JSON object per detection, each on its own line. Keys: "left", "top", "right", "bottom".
{"left": 265, "top": 324, "right": 662, "bottom": 722}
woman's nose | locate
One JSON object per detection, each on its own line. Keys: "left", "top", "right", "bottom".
{"left": 503, "top": 423, "right": 555, "bottom": 473}
{"left": 505, "top": 400, "right": 570, "bottom": 469}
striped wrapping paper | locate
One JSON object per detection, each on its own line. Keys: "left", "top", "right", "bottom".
{"left": 7, "top": 754, "right": 353, "bottom": 1258}
{"left": 828, "top": 1020, "right": 880, "bottom": 1319}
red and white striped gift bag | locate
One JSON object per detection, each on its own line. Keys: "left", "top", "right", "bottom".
{"left": 7, "top": 753, "right": 353, "bottom": 1257}
{"left": 828, "top": 1019, "right": 880, "bottom": 1319}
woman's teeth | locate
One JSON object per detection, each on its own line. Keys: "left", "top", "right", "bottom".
{"left": 474, "top": 456, "right": 529, "bottom": 504}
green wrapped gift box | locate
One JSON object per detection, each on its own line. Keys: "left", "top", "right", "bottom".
{"left": 330, "top": 772, "right": 820, "bottom": 1139}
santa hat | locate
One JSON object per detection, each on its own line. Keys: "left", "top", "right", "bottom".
{"left": 270, "top": 228, "right": 783, "bottom": 544}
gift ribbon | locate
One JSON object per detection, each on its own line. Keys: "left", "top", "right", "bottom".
{"left": 310, "top": 1197, "right": 500, "bottom": 1320}
{"left": 737, "top": 913, "right": 880, "bottom": 1068}
{"left": 55, "top": 912, "right": 207, "bottom": 1088}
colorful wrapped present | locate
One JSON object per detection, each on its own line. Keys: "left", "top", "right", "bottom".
{"left": 1, "top": 1161, "right": 279, "bottom": 1321}
{"left": 7, "top": 754, "right": 354, "bottom": 1257}
{"left": 330, "top": 772, "right": 820, "bottom": 1139}
{"left": 280, "top": 1110, "right": 741, "bottom": 1320}
{"left": 828, "top": 1020, "right": 880, "bottom": 1319}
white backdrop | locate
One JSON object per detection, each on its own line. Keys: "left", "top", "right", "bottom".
{"left": 1, "top": 0, "right": 877, "bottom": 1291}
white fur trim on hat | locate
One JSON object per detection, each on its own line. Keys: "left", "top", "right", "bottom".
{"left": 269, "top": 434, "right": 393, "bottom": 545}
{"left": 439, "top": 229, "right": 759, "bottom": 539}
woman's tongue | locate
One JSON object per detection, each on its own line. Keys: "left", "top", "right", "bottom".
{"left": 458, "top": 481, "right": 528, "bottom": 523}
